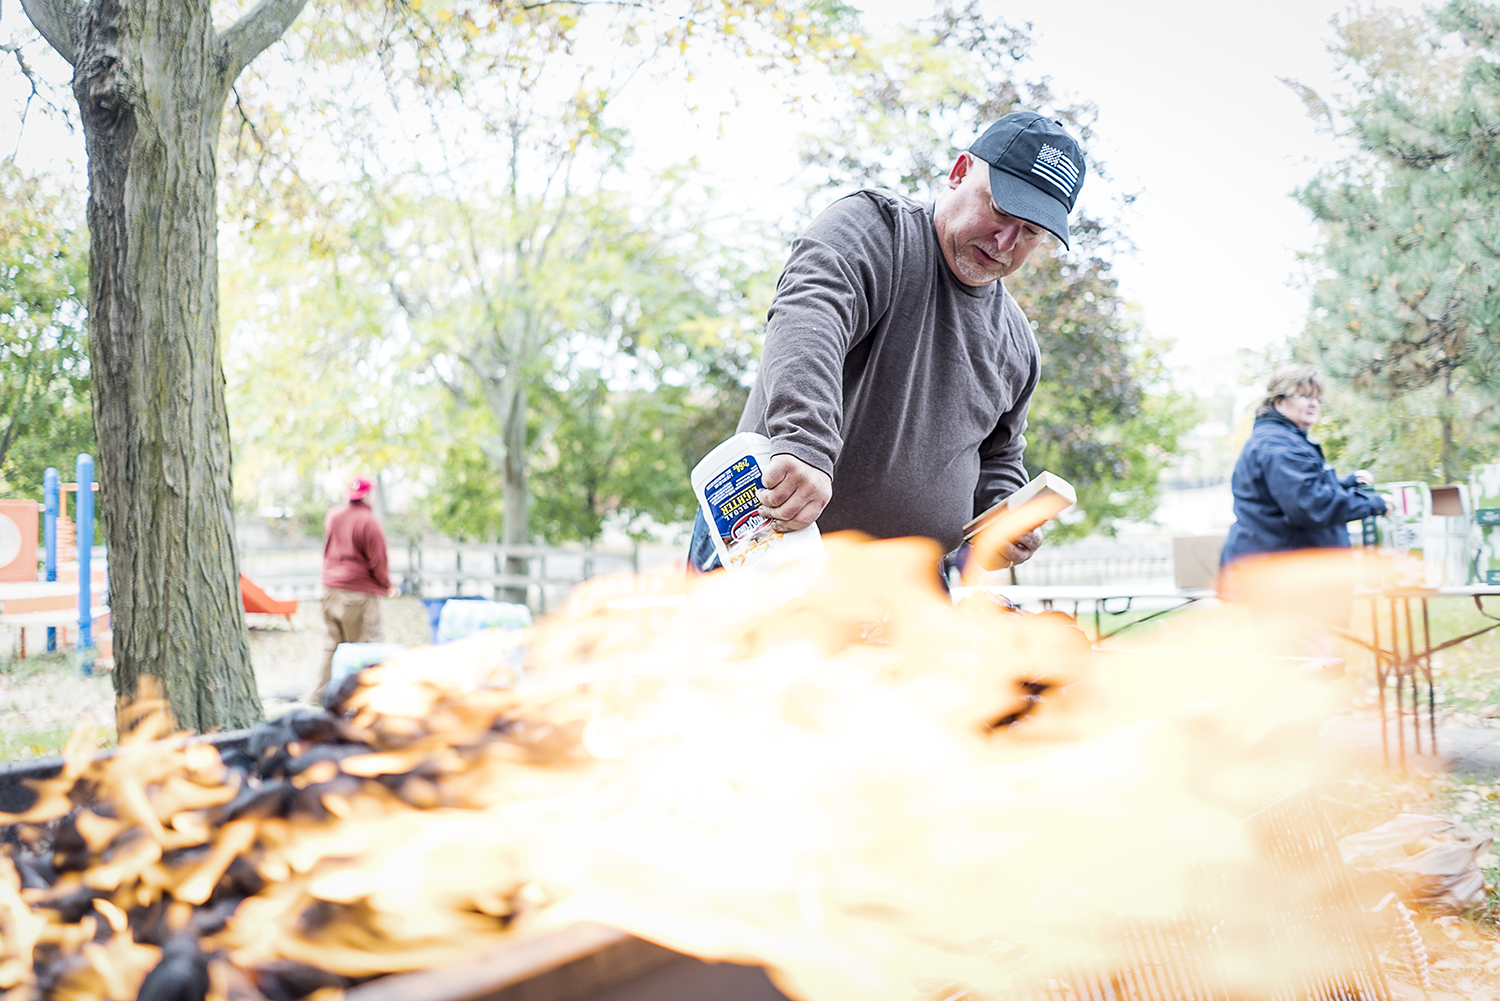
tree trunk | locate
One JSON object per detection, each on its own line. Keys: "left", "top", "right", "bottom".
{"left": 501, "top": 380, "right": 529, "bottom": 603}
{"left": 1440, "top": 372, "right": 1457, "bottom": 484}
{"left": 25, "top": 0, "right": 309, "bottom": 732}
{"left": 1440, "top": 416, "right": 1457, "bottom": 485}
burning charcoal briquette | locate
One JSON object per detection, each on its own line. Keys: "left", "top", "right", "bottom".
{"left": 13, "top": 849, "right": 56, "bottom": 888}
{"left": 211, "top": 958, "right": 273, "bottom": 1001}
{"left": 495, "top": 717, "right": 585, "bottom": 763}
{"left": 0, "top": 777, "right": 41, "bottom": 816}
{"left": 189, "top": 895, "right": 247, "bottom": 937}
{"left": 248, "top": 717, "right": 296, "bottom": 755}
{"left": 137, "top": 935, "right": 211, "bottom": 1001}
{"left": 281, "top": 743, "right": 368, "bottom": 777}
{"left": 291, "top": 773, "right": 364, "bottom": 820}
{"left": 50, "top": 811, "right": 90, "bottom": 871}
{"left": 218, "top": 746, "right": 257, "bottom": 777}
{"left": 248, "top": 719, "right": 299, "bottom": 776}
{"left": 282, "top": 708, "right": 357, "bottom": 744}
{"left": 34, "top": 883, "right": 103, "bottom": 924}
{"left": 160, "top": 843, "right": 213, "bottom": 871}
{"left": 251, "top": 959, "right": 356, "bottom": 1001}
{"left": 208, "top": 854, "right": 268, "bottom": 903}
{"left": 985, "top": 678, "right": 1058, "bottom": 731}
{"left": 128, "top": 898, "right": 171, "bottom": 946}
{"left": 395, "top": 774, "right": 442, "bottom": 809}
{"left": 224, "top": 779, "right": 295, "bottom": 822}
{"left": 34, "top": 944, "right": 88, "bottom": 997}
{"left": 322, "top": 671, "right": 362, "bottom": 715}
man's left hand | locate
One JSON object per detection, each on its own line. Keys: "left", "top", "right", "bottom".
{"left": 998, "top": 529, "right": 1042, "bottom": 567}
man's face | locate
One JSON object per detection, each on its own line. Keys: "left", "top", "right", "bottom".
{"left": 933, "top": 153, "right": 1049, "bottom": 286}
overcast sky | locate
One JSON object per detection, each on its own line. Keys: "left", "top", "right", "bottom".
{"left": 870, "top": 0, "right": 1429, "bottom": 381}
{"left": 5, "top": 0, "right": 1430, "bottom": 395}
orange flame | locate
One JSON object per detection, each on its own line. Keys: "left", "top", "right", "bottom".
{"left": 0, "top": 537, "right": 1365, "bottom": 1000}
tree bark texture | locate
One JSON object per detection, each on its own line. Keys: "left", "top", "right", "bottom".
{"left": 502, "top": 380, "right": 529, "bottom": 602}
{"left": 1441, "top": 374, "right": 1457, "bottom": 485}
{"left": 25, "top": 0, "right": 307, "bottom": 732}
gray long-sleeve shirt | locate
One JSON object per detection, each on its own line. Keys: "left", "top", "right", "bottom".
{"left": 736, "top": 189, "right": 1039, "bottom": 551}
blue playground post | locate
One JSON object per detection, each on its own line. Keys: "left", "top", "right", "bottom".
{"left": 76, "top": 454, "right": 94, "bottom": 674}
{"left": 43, "top": 468, "right": 58, "bottom": 652}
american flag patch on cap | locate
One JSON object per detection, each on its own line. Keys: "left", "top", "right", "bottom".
{"left": 1031, "top": 143, "right": 1079, "bottom": 197}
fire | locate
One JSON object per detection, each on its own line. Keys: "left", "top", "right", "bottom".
{"left": 0, "top": 536, "right": 1364, "bottom": 1001}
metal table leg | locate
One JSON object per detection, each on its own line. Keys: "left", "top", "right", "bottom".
{"left": 1421, "top": 597, "right": 1436, "bottom": 755}
{"left": 1390, "top": 596, "right": 1407, "bottom": 768}
{"left": 1372, "top": 594, "right": 1389, "bottom": 768}
{"left": 1402, "top": 596, "right": 1420, "bottom": 756}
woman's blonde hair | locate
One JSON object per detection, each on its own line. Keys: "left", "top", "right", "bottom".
{"left": 1256, "top": 364, "right": 1325, "bottom": 418}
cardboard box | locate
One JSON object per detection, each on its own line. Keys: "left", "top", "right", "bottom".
{"left": 1172, "top": 535, "right": 1225, "bottom": 591}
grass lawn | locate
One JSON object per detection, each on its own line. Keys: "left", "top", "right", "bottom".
{"left": 1390, "top": 594, "right": 1500, "bottom": 719}
{"left": 0, "top": 650, "right": 115, "bottom": 761}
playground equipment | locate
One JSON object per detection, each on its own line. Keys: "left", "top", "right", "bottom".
{"left": 1, "top": 457, "right": 294, "bottom": 669}
{"left": 0, "top": 455, "right": 109, "bottom": 670}
{"left": 240, "top": 574, "right": 297, "bottom": 622}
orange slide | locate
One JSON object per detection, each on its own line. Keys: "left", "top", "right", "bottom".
{"left": 240, "top": 575, "right": 297, "bottom": 622}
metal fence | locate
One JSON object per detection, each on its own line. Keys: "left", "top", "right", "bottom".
{"left": 238, "top": 541, "right": 641, "bottom": 613}
{"left": 240, "top": 536, "right": 1180, "bottom": 608}
{"left": 1011, "top": 538, "right": 1175, "bottom": 587}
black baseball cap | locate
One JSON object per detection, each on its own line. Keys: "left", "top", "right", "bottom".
{"left": 968, "top": 112, "right": 1086, "bottom": 249}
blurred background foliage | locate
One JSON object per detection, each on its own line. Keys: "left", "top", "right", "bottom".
{"left": 0, "top": 162, "right": 93, "bottom": 501}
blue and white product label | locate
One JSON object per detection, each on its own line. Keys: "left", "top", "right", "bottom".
{"left": 704, "top": 453, "right": 771, "bottom": 550}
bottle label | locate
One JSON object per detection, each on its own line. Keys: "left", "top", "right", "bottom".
{"left": 703, "top": 454, "right": 777, "bottom": 563}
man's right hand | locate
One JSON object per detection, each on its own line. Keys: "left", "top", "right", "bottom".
{"left": 758, "top": 453, "right": 832, "bottom": 532}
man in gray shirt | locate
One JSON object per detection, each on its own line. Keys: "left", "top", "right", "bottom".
{"left": 689, "top": 112, "right": 1086, "bottom": 571}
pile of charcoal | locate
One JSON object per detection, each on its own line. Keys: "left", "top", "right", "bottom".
{"left": 0, "top": 669, "right": 587, "bottom": 1001}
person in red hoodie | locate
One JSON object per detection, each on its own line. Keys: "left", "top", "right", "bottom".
{"left": 315, "top": 476, "right": 393, "bottom": 703}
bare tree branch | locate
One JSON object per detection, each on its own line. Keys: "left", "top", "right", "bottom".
{"left": 230, "top": 85, "right": 267, "bottom": 161}
{"left": 1, "top": 37, "right": 66, "bottom": 154}
{"left": 217, "top": 0, "right": 309, "bottom": 86}
{"left": 17, "top": 0, "right": 77, "bottom": 65}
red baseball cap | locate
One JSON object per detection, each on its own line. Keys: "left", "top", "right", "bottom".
{"left": 346, "top": 476, "right": 373, "bottom": 500}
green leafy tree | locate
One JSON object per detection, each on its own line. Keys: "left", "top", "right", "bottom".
{"left": 221, "top": 0, "right": 825, "bottom": 553}
{"left": 1017, "top": 217, "right": 1193, "bottom": 536}
{"left": 1293, "top": 0, "right": 1500, "bottom": 482}
{"left": 0, "top": 162, "right": 93, "bottom": 500}
{"left": 1314, "top": 383, "right": 1469, "bottom": 483}
{"left": 795, "top": 0, "right": 1188, "bottom": 537}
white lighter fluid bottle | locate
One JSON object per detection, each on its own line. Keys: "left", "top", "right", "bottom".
{"left": 690, "top": 432, "right": 825, "bottom": 576}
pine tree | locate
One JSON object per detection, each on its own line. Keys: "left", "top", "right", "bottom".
{"left": 1296, "top": 1, "right": 1500, "bottom": 481}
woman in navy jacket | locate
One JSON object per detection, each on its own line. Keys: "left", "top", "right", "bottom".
{"left": 1220, "top": 365, "right": 1389, "bottom": 568}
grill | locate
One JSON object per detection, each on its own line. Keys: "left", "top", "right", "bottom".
{"left": 341, "top": 923, "right": 789, "bottom": 1001}
{"left": 0, "top": 747, "right": 1392, "bottom": 1001}
{"left": 328, "top": 789, "right": 1391, "bottom": 1001}
{"left": 1015, "top": 790, "right": 1391, "bottom": 1001}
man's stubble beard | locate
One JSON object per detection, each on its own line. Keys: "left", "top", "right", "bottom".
{"left": 952, "top": 244, "right": 1011, "bottom": 286}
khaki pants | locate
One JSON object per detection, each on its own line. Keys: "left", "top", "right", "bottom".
{"left": 314, "top": 588, "right": 384, "bottom": 704}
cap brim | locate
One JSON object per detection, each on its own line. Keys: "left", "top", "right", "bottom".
{"left": 987, "top": 164, "right": 1071, "bottom": 250}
